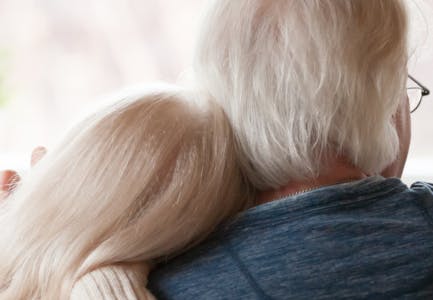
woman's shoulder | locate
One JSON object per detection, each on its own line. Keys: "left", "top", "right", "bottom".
{"left": 71, "top": 264, "right": 154, "bottom": 300}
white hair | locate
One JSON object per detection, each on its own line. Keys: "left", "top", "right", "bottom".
{"left": 194, "top": 0, "right": 409, "bottom": 190}
{"left": 0, "top": 89, "right": 252, "bottom": 299}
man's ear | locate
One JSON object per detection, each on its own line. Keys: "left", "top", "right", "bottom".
{"left": 380, "top": 96, "right": 411, "bottom": 178}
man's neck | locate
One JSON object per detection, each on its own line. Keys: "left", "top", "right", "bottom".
{"left": 257, "top": 156, "right": 368, "bottom": 205}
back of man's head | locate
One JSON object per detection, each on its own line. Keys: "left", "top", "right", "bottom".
{"left": 194, "top": 0, "right": 409, "bottom": 190}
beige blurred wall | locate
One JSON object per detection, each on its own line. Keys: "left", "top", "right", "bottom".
{"left": 0, "top": 0, "right": 204, "bottom": 170}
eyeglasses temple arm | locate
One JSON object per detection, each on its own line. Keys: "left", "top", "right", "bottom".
{"left": 408, "top": 74, "right": 430, "bottom": 96}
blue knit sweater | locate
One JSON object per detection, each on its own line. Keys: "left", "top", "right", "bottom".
{"left": 149, "top": 177, "right": 433, "bottom": 299}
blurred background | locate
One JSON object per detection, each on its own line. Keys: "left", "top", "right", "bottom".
{"left": 0, "top": 0, "right": 203, "bottom": 170}
{"left": 0, "top": 0, "right": 432, "bottom": 184}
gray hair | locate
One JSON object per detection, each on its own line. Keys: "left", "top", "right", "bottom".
{"left": 194, "top": 0, "right": 409, "bottom": 190}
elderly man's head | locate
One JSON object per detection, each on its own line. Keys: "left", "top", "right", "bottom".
{"left": 194, "top": 0, "right": 409, "bottom": 190}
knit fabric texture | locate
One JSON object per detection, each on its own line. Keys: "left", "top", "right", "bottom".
{"left": 149, "top": 177, "right": 433, "bottom": 299}
{"left": 71, "top": 265, "right": 153, "bottom": 300}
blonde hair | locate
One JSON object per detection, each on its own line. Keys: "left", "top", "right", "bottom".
{"left": 194, "top": 0, "right": 409, "bottom": 190}
{"left": 0, "top": 88, "right": 252, "bottom": 299}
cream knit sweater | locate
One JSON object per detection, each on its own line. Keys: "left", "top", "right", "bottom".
{"left": 71, "top": 265, "right": 155, "bottom": 300}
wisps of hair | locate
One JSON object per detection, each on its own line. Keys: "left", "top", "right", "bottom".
{"left": 194, "top": 0, "right": 409, "bottom": 190}
{"left": 0, "top": 88, "right": 252, "bottom": 299}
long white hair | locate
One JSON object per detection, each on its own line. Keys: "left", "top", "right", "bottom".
{"left": 194, "top": 0, "right": 409, "bottom": 190}
{"left": 0, "top": 88, "right": 252, "bottom": 299}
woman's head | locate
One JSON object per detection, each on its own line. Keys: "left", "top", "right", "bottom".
{"left": 0, "top": 88, "right": 252, "bottom": 299}
{"left": 194, "top": 0, "right": 409, "bottom": 190}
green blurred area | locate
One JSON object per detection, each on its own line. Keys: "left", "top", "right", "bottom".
{"left": 0, "top": 50, "right": 9, "bottom": 108}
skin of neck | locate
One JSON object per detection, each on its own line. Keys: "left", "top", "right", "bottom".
{"left": 257, "top": 96, "right": 411, "bottom": 206}
{"left": 257, "top": 155, "right": 368, "bottom": 205}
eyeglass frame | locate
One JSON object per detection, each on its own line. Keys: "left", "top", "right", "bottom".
{"left": 408, "top": 74, "right": 430, "bottom": 113}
